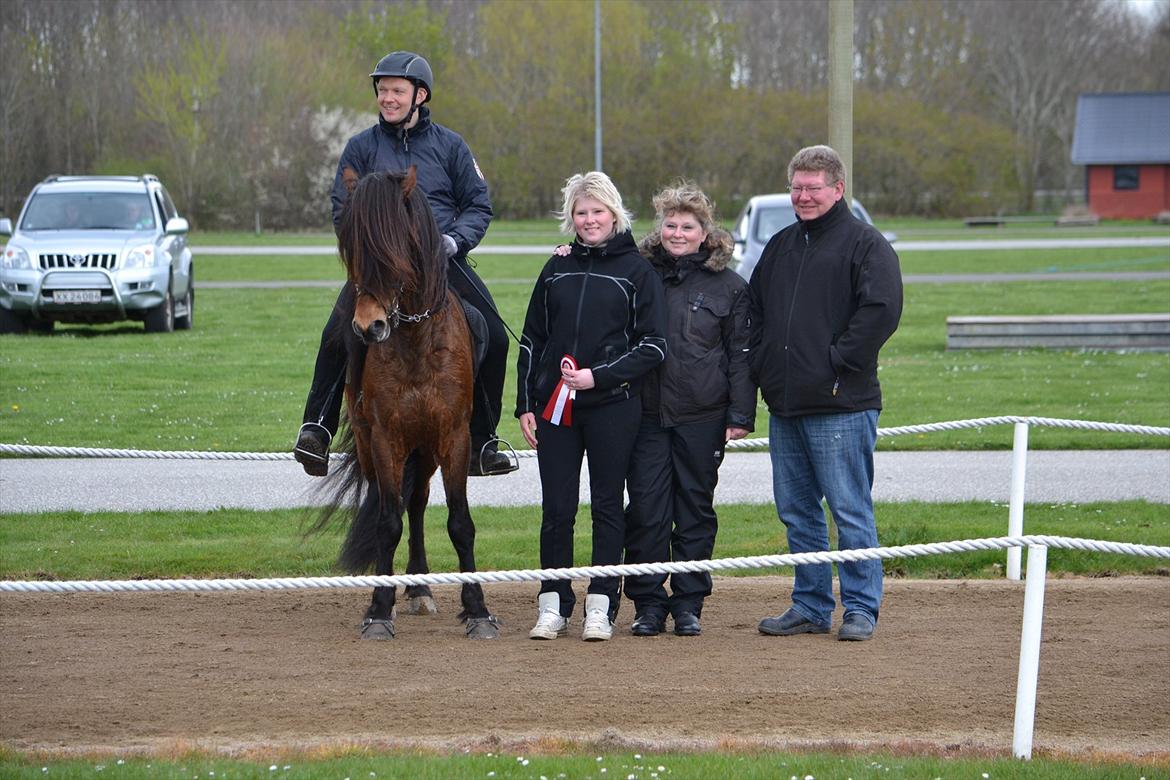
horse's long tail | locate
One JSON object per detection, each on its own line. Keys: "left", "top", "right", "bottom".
{"left": 305, "top": 420, "right": 363, "bottom": 541}
{"left": 336, "top": 451, "right": 419, "bottom": 574}
{"left": 304, "top": 304, "right": 367, "bottom": 540}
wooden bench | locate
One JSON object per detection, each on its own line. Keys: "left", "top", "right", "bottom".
{"left": 946, "top": 314, "right": 1170, "bottom": 351}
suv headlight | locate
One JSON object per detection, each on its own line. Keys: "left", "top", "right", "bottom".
{"left": 123, "top": 244, "right": 157, "bottom": 269}
{"left": 1, "top": 245, "right": 32, "bottom": 270}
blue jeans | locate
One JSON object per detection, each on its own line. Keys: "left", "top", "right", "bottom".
{"left": 769, "top": 410, "right": 882, "bottom": 628}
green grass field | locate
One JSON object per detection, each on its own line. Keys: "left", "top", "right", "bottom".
{"left": 3, "top": 501, "right": 1166, "bottom": 582}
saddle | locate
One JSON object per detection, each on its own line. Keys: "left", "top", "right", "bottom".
{"left": 458, "top": 295, "right": 489, "bottom": 378}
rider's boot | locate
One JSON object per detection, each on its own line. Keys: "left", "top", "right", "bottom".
{"left": 469, "top": 437, "right": 519, "bottom": 477}
{"left": 294, "top": 422, "right": 332, "bottom": 477}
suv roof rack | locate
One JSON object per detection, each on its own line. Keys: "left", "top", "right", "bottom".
{"left": 40, "top": 174, "right": 159, "bottom": 184}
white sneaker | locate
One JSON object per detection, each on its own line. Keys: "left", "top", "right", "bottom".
{"left": 581, "top": 594, "right": 614, "bottom": 642}
{"left": 529, "top": 592, "right": 568, "bottom": 640}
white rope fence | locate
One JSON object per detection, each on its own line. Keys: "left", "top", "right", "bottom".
{"left": 1, "top": 415, "right": 1166, "bottom": 460}
{"left": 3, "top": 535, "right": 1165, "bottom": 594}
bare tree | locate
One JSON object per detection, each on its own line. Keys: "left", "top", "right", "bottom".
{"left": 963, "top": 0, "right": 1125, "bottom": 211}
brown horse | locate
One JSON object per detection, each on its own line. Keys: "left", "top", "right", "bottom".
{"left": 319, "top": 166, "right": 498, "bottom": 640}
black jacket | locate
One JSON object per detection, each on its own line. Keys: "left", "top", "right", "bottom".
{"left": 637, "top": 230, "right": 755, "bottom": 431}
{"left": 329, "top": 107, "right": 492, "bottom": 256}
{"left": 748, "top": 198, "right": 902, "bottom": 417}
{"left": 516, "top": 230, "right": 667, "bottom": 417}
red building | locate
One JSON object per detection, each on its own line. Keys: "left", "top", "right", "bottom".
{"left": 1070, "top": 92, "right": 1170, "bottom": 220}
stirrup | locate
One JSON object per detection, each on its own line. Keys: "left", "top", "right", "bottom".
{"left": 294, "top": 422, "right": 333, "bottom": 476}
{"left": 472, "top": 436, "right": 520, "bottom": 476}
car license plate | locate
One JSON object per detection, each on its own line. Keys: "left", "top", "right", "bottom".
{"left": 54, "top": 289, "right": 101, "bottom": 304}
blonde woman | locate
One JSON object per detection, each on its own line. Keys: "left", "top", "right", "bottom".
{"left": 516, "top": 172, "right": 667, "bottom": 641}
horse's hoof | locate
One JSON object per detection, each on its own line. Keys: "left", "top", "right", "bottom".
{"left": 360, "top": 618, "right": 396, "bottom": 640}
{"left": 464, "top": 615, "right": 501, "bottom": 640}
{"left": 408, "top": 595, "right": 438, "bottom": 615}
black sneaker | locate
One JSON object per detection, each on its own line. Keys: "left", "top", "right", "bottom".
{"left": 469, "top": 449, "right": 518, "bottom": 477}
{"left": 293, "top": 423, "right": 331, "bottom": 477}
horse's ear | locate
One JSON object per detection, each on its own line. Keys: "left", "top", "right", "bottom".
{"left": 402, "top": 166, "right": 418, "bottom": 199}
{"left": 342, "top": 167, "right": 359, "bottom": 195}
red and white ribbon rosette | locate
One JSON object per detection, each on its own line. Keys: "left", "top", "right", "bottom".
{"left": 541, "top": 355, "right": 578, "bottom": 426}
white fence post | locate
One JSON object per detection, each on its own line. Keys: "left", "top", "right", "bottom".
{"left": 1006, "top": 421, "right": 1030, "bottom": 580}
{"left": 1013, "top": 543, "right": 1049, "bottom": 759}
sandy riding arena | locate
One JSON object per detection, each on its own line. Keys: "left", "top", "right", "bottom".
{"left": 2, "top": 576, "right": 1168, "bottom": 759}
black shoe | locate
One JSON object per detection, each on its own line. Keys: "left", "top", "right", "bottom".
{"left": 673, "top": 612, "right": 702, "bottom": 637}
{"left": 837, "top": 613, "right": 875, "bottom": 642}
{"left": 630, "top": 612, "right": 666, "bottom": 637}
{"left": 293, "top": 423, "right": 331, "bottom": 477}
{"left": 469, "top": 449, "right": 518, "bottom": 477}
{"left": 758, "top": 607, "right": 830, "bottom": 636}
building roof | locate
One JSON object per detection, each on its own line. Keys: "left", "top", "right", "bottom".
{"left": 1071, "top": 92, "right": 1170, "bottom": 165}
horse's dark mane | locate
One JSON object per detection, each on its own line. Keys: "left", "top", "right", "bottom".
{"left": 337, "top": 169, "right": 447, "bottom": 312}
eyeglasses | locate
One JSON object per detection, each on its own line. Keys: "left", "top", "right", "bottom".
{"left": 789, "top": 184, "right": 828, "bottom": 196}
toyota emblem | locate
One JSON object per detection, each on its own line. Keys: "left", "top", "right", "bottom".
{"left": 69, "top": 254, "right": 85, "bottom": 267}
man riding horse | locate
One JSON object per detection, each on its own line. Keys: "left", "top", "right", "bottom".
{"left": 294, "top": 51, "right": 515, "bottom": 478}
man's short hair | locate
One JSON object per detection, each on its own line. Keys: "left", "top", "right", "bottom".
{"left": 787, "top": 145, "right": 846, "bottom": 186}
{"left": 557, "top": 171, "right": 633, "bottom": 235}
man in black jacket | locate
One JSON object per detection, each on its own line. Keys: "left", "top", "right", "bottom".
{"left": 750, "top": 145, "right": 902, "bottom": 642}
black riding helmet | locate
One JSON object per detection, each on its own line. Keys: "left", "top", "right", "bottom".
{"left": 370, "top": 51, "right": 433, "bottom": 103}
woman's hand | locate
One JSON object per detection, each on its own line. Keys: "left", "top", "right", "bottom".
{"left": 552, "top": 244, "right": 571, "bottom": 257}
{"left": 726, "top": 426, "right": 750, "bottom": 442}
{"left": 520, "top": 412, "right": 539, "bottom": 449}
{"left": 561, "top": 366, "right": 595, "bottom": 391}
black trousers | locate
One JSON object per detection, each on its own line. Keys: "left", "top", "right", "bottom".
{"left": 301, "top": 258, "right": 509, "bottom": 447}
{"left": 624, "top": 414, "right": 726, "bottom": 618}
{"left": 535, "top": 396, "right": 641, "bottom": 618}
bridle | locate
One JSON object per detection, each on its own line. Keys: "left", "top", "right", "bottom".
{"left": 352, "top": 282, "right": 443, "bottom": 336}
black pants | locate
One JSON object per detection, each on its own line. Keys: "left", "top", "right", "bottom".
{"left": 301, "top": 258, "right": 509, "bottom": 447}
{"left": 624, "top": 414, "right": 726, "bottom": 618}
{"left": 535, "top": 396, "right": 641, "bottom": 618}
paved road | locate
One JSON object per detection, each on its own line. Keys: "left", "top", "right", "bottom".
{"left": 1, "top": 450, "right": 1166, "bottom": 513}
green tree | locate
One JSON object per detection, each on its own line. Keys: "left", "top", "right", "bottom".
{"left": 448, "top": 0, "right": 596, "bottom": 219}
{"left": 135, "top": 28, "right": 227, "bottom": 222}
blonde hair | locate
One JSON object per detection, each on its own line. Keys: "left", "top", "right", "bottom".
{"left": 651, "top": 180, "right": 717, "bottom": 234}
{"left": 556, "top": 171, "right": 633, "bottom": 236}
{"left": 641, "top": 180, "right": 733, "bottom": 260}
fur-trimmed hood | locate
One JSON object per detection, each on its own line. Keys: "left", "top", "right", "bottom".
{"left": 638, "top": 226, "right": 735, "bottom": 273}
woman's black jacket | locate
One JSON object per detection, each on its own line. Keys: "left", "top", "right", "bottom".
{"left": 637, "top": 231, "right": 755, "bottom": 431}
{"left": 516, "top": 230, "right": 667, "bottom": 417}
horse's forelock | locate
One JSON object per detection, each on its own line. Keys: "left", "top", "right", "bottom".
{"left": 339, "top": 170, "right": 444, "bottom": 308}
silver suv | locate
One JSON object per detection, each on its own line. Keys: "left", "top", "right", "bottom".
{"left": 0, "top": 174, "right": 193, "bottom": 334}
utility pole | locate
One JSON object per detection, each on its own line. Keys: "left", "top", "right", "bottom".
{"left": 828, "top": 0, "right": 853, "bottom": 203}
{"left": 594, "top": 0, "right": 603, "bottom": 172}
